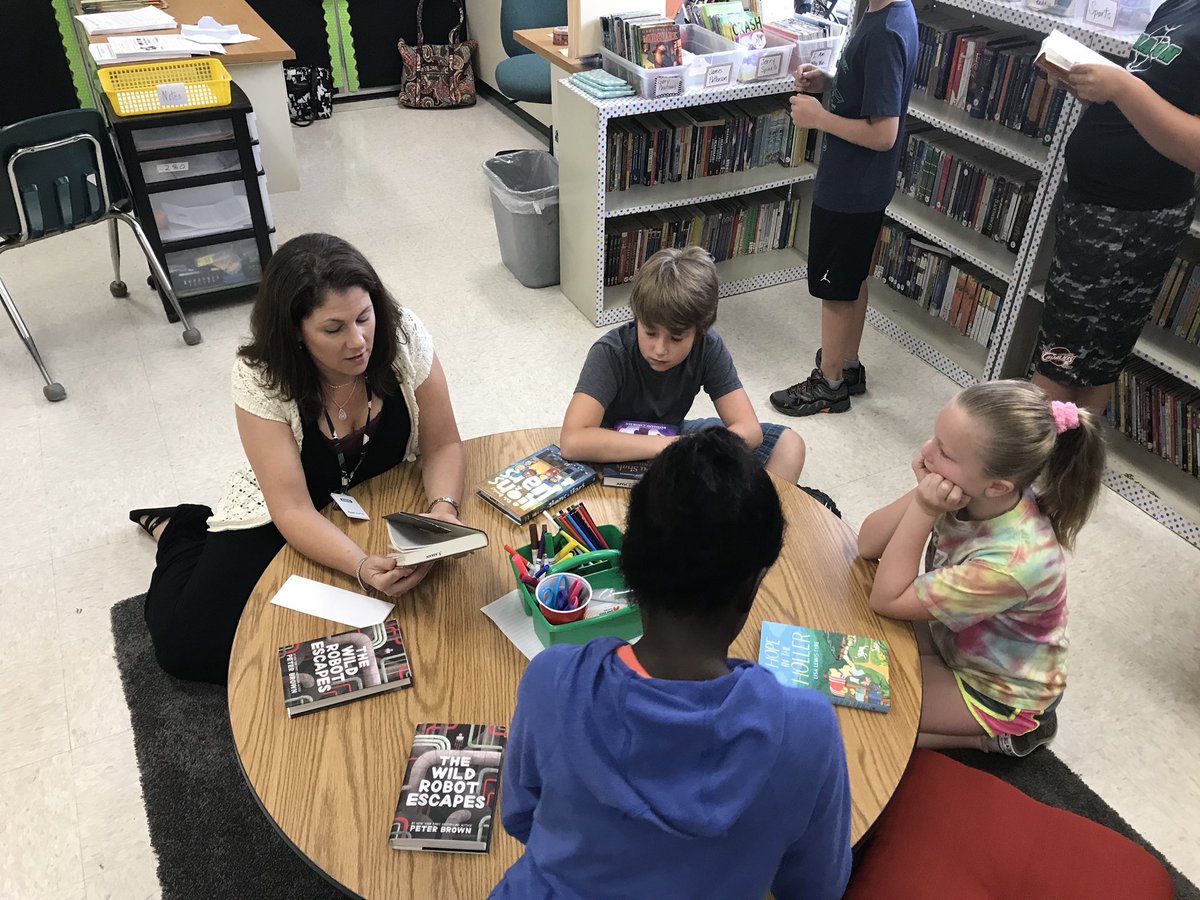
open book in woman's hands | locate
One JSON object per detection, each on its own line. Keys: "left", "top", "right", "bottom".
{"left": 1035, "top": 29, "right": 1122, "bottom": 80}
{"left": 385, "top": 512, "right": 489, "bottom": 566}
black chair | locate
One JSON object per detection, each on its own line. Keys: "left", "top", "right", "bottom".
{"left": 0, "top": 109, "right": 200, "bottom": 401}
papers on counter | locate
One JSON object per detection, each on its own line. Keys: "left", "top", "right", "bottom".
{"left": 181, "top": 16, "right": 260, "bottom": 44}
{"left": 76, "top": 6, "right": 176, "bottom": 35}
{"left": 89, "top": 34, "right": 222, "bottom": 64}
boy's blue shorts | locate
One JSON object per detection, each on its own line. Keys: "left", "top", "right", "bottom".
{"left": 680, "top": 418, "right": 787, "bottom": 468}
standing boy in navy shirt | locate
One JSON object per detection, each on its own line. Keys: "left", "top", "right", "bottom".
{"left": 491, "top": 429, "right": 852, "bottom": 900}
{"left": 770, "top": 0, "right": 919, "bottom": 416}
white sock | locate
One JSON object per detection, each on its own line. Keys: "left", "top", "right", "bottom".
{"left": 825, "top": 376, "right": 844, "bottom": 390}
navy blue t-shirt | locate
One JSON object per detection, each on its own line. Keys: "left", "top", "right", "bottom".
{"left": 813, "top": 0, "right": 919, "bottom": 214}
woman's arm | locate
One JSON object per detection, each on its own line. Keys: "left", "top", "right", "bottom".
{"left": 414, "top": 354, "right": 467, "bottom": 521}
{"left": 235, "top": 406, "right": 410, "bottom": 595}
{"left": 558, "top": 393, "right": 676, "bottom": 462}
{"left": 1068, "top": 64, "right": 1200, "bottom": 173}
{"left": 712, "top": 388, "right": 764, "bottom": 449}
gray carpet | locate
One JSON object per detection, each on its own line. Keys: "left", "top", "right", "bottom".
{"left": 113, "top": 595, "right": 1198, "bottom": 898}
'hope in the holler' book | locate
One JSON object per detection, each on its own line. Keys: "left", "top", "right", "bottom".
{"left": 390, "top": 723, "right": 508, "bottom": 853}
{"left": 278, "top": 620, "right": 412, "bottom": 717}
{"left": 476, "top": 444, "right": 597, "bottom": 524}
{"left": 758, "top": 621, "right": 892, "bottom": 713}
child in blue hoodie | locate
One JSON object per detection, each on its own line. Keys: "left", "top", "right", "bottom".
{"left": 492, "top": 429, "right": 852, "bottom": 900}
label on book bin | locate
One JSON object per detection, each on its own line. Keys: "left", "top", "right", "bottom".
{"left": 156, "top": 161, "right": 189, "bottom": 174}
{"left": 653, "top": 74, "right": 683, "bottom": 98}
{"left": 755, "top": 51, "right": 785, "bottom": 80}
{"left": 809, "top": 48, "right": 833, "bottom": 71}
{"left": 156, "top": 82, "right": 188, "bottom": 107}
{"left": 1083, "top": 0, "right": 1119, "bottom": 28}
{"left": 704, "top": 63, "right": 733, "bottom": 90}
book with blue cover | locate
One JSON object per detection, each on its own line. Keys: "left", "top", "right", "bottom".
{"left": 758, "top": 621, "right": 891, "bottom": 713}
{"left": 476, "top": 444, "right": 597, "bottom": 524}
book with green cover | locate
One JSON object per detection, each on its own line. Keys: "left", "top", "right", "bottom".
{"left": 758, "top": 621, "right": 891, "bottom": 713}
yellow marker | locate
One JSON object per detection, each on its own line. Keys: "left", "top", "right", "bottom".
{"left": 552, "top": 536, "right": 587, "bottom": 561}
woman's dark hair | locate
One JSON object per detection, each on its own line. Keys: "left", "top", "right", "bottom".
{"left": 622, "top": 428, "right": 785, "bottom": 617}
{"left": 238, "top": 233, "right": 407, "bottom": 420}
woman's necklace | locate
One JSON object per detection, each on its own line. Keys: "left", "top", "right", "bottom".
{"left": 325, "top": 378, "right": 359, "bottom": 422}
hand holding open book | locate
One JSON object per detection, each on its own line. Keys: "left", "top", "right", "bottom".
{"left": 1035, "top": 30, "right": 1127, "bottom": 104}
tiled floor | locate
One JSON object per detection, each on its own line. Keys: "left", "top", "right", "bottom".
{"left": 0, "top": 96, "right": 1196, "bottom": 898}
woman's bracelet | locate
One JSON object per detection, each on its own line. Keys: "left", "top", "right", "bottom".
{"left": 355, "top": 554, "right": 370, "bottom": 592}
{"left": 426, "top": 496, "right": 461, "bottom": 516}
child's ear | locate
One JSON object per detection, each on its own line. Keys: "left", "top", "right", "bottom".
{"left": 983, "top": 478, "right": 1015, "bottom": 498}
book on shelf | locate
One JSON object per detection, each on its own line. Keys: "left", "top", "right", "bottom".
{"left": 476, "top": 445, "right": 597, "bottom": 524}
{"left": 758, "top": 621, "right": 892, "bottom": 713}
{"left": 1149, "top": 248, "right": 1200, "bottom": 342}
{"left": 1034, "top": 29, "right": 1121, "bottom": 81}
{"left": 384, "top": 512, "right": 489, "bottom": 566}
{"left": 1110, "top": 359, "right": 1200, "bottom": 478}
{"left": 601, "top": 420, "right": 678, "bottom": 488}
{"left": 278, "top": 620, "right": 412, "bottom": 717}
{"left": 389, "top": 723, "right": 508, "bottom": 853}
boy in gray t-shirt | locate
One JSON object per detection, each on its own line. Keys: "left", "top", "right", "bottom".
{"left": 560, "top": 247, "right": 806, "bottom": 483}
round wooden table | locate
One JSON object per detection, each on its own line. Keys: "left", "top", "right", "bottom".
{"left": 229, "top": 428, "right": 921, "bottom": 898}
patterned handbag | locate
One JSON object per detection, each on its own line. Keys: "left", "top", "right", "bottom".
{"left": 398, "top": 0, "right": 477, "bottom": 109}
{"left": 284, "top": 65, "right": 333, "bottom": 126}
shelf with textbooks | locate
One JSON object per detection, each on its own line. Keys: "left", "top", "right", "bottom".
{"left": 867, "top": 278, "right": 989, "bottom": 384}
{"left": 927, "top": 0, "right": 1138, "bottom": 56}
{"left": 906, "top": 90, "right": 1050, "bottom": 172}
{"left": 606, "top": 163, "right": 817, "bottom": 217}
{"left": 601, "top": 246, "right": 808, "bottom": 320}
{"left": 885, "top": 191, "right": 1018, "bottom": 281}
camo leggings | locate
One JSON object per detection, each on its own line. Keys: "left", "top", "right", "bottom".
{"left": 1035, "top": 196, "right": 1195, "bottom": 387}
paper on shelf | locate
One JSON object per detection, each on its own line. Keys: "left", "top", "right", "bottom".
{"left": 481, "top": 590, "right": 546, "bottom": 660}
{"left": 270, "top": 574, "right": 395, "bottom": 628}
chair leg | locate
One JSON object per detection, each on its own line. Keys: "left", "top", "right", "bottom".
{"left": 0, "top": 270, "right": 66, "bottom": 401}
{"left": 108, "top": 218, "right": 128, "bottom": 297}
{"left": 112, "top": 211, "right": 201, "bottom": 346}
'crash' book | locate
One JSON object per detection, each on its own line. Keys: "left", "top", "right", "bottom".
{"left": 389, "top": 723, "right": 508, "bottom": 853}
{"left": 758, "top": 621, "right": 891, "bottom": 713}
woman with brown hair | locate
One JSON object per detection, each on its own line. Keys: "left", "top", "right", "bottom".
{"left": 132, "top": 233, "right": 467, "bottom": 684}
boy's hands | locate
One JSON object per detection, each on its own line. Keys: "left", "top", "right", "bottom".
{"left": 794, "top": 63, "right": 827, "bottom": 94}
{"left": 915, "top": 473, "right": 969, "bottom": 517}
{"left": 789, "top": 93, "right": 825, "bottom": 130}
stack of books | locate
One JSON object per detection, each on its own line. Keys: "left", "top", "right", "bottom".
{"left": 605, "top": 188, "right": 801, "bottom": 285}
{"left": 896, "top": 124, "right": 1037, "bottom": 253}
{"left": 913, "top": 14, "right": 1070, "bottom": 144}
{"left": 600, "top": 11, "right": 682, "bottom": 67}
{"left": 1110, "top": 360, "right": 1200, "bottom": 480}
{"left": 605, "top": 98, "right": 818, "bottom": 191}
{"left": 872, "top": 223, "right": 1006, "bottom": 347}
{"left": 1149, "top": 250, "right": 1200, "bottom": 346}
{"left": 693, "top": 1, "right": 764, "bottom": 48}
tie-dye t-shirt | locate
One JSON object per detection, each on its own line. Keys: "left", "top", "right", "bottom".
{"left": 914, "top": 490, "right": 1067, "bottom": 711}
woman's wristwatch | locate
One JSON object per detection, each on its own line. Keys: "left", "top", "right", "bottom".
{"left": 426, "top": 496, "right": 461, "bottom": 516}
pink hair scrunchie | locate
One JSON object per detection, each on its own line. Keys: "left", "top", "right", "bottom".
{"left": 1050, "top": 400, "right": 1080, "bottom": 434}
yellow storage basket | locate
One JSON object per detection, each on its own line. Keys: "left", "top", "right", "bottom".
{"left": 98, "top": 58, "right": 232, "bottom": 117}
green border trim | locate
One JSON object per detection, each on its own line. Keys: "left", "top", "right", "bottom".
{"left": 321, "top": 0, "right": 360, "bottom": 93}
{"left": 51, "top": 0, "right": 94, "bottom": 108}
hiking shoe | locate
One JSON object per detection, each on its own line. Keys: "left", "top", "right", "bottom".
{"left": 800, "top": 486, "right": 842, "bottom": 518}
{"left": 988, "top": 710, "right": 1058, "bottom": 757}
{"left": 815, "top": 349, "right": 867, "bottom": 396}
{"left": 769, "top": 369, "right": 852, "bottom": 416}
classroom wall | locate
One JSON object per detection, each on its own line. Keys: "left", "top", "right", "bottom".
{"left": 1, "top": 1, "right": 81, "bottom": 127}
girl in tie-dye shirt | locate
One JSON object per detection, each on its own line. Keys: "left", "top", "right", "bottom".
{"left": 858, "top": 381, "right": 1106, "bottom": 757}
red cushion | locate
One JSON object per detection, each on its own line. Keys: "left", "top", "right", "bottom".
{"left": 844, "top": 750, "right": 1173, "bottom": 900}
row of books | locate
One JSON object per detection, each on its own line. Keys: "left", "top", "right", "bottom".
{"left": 1148, "top": 251, "right": 1200, "bottom": 345}
{"left": 1109, "top": 360, "right": 1200, "bottom": 480}
{"left": 896, "top": 124, "right": 1037, "bottom": 253}
{"left": 914, "top": 13, "right": 1069, "bottom": 144}
{"left": 605, "top": 189, "right": 801, "bottom": 286}
{"left": 690, "top": 1, "right": 763, "bottom": 47}
{"left": 872, "top": 223, "right": 1006, "bottom": 347}
{"left": 600, "top": 12, "right": 682, "bottom": 68}
{"left": 606, "top": 99, "right": 820, "bottom": 192}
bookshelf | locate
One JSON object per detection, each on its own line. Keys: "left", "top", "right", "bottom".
{"left": 557, "top": 74, "right": 815, "bottom": 327}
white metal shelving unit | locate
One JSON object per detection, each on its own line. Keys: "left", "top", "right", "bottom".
{"left": 557, "top": 75, "right": 815, "bottom": 327}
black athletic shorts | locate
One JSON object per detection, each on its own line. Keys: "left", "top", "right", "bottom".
{"left": 807, "top": 203, "right": 886, "bottom": 302}
{"left": 1036, "top": 197, "right": 1195, "bottom": 387}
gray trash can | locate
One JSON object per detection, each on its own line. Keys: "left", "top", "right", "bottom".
{"left": 482, "top": 150, "right": 560, "bottom": 288}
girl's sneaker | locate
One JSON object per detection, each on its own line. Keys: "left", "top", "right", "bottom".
{"left": 988, "top": 710, "right": 1058, "bottom": 757}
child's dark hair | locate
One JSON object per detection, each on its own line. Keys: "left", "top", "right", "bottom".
{"left": 629, "top": 247, "right": 719, "bottom": 334}
{"left": 621, "top": 429, "right": 785, "bottom": 616}
{"left": 957, "top": 380, "right": 1106, "bottom": 551}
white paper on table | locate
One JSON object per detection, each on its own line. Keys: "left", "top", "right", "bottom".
{"left": 181, "top": 17, "right": 260, "bottom": 43}
{"left": 76, "top": 7, "right": 176, "bottom": 35}
{"left": 481, "top": 590, "right": 545, "bottom": 660}
{"left": 270, "top": 574, "right": 395, "bottom": 628}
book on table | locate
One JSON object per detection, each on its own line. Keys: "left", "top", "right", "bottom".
{"left": 476, "top": 444, "right": 597, "bottom": 524}
{"left": 389, "top": 723, "right": 508, "bottom": 853}
{"left": 277, "top": 620, "right": 412, "bottom": 717}
{"left": 601, "top": 420, "right": 679, "bottom": 488}
{"left": 758, "top": 621, "right": 892, "bottom": 713}
{"left": 384, "top": 511, "right": 488, "bottom": 565}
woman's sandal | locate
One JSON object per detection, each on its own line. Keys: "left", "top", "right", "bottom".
{"left": 129, "top": 506, "right": 176, "bottom": 538}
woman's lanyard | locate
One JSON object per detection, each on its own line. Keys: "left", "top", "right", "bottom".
{"left": 323, "top": 381, "right": 374, "bottom": 490}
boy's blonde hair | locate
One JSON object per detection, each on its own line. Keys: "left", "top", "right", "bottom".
{"left": 957, "top": 380, "right": 1106, "bottom": 551}
{"left": 630, "top": 247, "right": 719, "bottom": 334}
